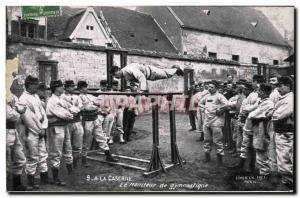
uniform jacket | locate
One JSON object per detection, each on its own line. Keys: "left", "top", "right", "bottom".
{"left": 200, "top": 92, "right": 228, "bottom": 127}
{"left": 46, "top": 94, "right": 73, "bottom": 120}
{"left": 19, "top": 90, "right": 48, "bottom": 135}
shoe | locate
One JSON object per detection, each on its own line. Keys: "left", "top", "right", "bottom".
{"left": 172, "top": 65, "right": 184, "bottom": 76}
{"left": 82, "top": 156, "right": 90, "bottom": 168}
{"left": 12, "top": 174, "right": 28, "bottom": 191}
{"left": 66, "top": 163, "right": 73, "bottom": 175}
{"left": 198, "top": 132, "right": 204, "bottom": 141}
{"left": 188, "top": 128, "right": 196, "bottom": 132}
{"left": 108, "top": 138, "right": 114, "bottom": 145}
{"left": 105, "top": 150, "right": 118, "bottom": 162}
{"left": 52, "top": 168, "right": 66, "bottom": 186}
{"left": 40, "top": 171, "right": 51, "bottom": 185}
{"left": 202, "top": 153, "right": 210, "bottom": 163}
{"left": 119, "top": 134, "right": 126, "bottom": 144}
{"left": 27, "top": 174, "right": 39, "bottom": 190}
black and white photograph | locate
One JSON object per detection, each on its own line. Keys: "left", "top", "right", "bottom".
{"left": 5, "top": 5, "right": 295, "bottom": 193}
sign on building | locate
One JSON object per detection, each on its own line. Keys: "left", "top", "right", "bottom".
{"left": 22, "top": 6, "right": 61, "bottom": 18}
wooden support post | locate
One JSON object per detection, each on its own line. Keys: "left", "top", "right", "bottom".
{"left": 145, "top": 96, "right": 166, "bottom": 175}
{"left": 168, "top": 94, "right": 184, "bottom": 166}
{"left": 106, "top": 51, "right": 114, "bottom": 88}
{"left": 120, "top": 53, "right": 127, "bottom": 91}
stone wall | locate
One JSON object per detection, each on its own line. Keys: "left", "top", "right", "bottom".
{"left": 183, "top": 29, "right": 290, "bottom": 65}
{"left": 7, "top": 36, "right": 257, "bottom": 93}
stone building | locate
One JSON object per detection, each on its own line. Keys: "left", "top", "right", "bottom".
{"left": 136, "top": 6, "right": 292, "bottom": 65}
{"left": 7, "top": 6, "right": 292, "bottom": 93}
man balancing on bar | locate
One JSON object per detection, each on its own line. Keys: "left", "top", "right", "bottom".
{"left": 110, "top": 63, "right": 184, "bottom": 92}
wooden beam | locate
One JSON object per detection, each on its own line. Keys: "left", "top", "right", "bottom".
{"left": 91, "top": 151, "right": 150, "bottom": 163}
{"left": 87, "top": 156, "right": 148, "bottom": 171}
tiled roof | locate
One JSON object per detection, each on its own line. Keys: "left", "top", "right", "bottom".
{"left": 93, "top": 6, "right": 178, "bottom": 53}
{"left": 137, "top": 6, "right": 290, "bottom": 48}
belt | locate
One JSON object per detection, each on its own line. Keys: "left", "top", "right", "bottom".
{"left": 6, "top": 120, "right": 16, "bottom": 129}
{"left": 48, "top": 116, "right": 69, "bottom": 126}
{"left": 273, "top": 120, "right": 294, "bottom": 133}
{"left": 69, "top": 114, "right": 81, "bottom": 123}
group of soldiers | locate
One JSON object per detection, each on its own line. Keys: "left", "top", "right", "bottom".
{"left": 7, "top": 75, "right": 139, "bottom": 191}
{"left": 188, "top": 74, "right": 294, "bottom": 188}
{"left": 7, "top": 61, "right": 294, "bottom": 191}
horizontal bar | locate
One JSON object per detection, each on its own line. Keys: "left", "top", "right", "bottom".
{"left": 72, "top": 90, "right": 183, "bottom": 96}
{"left": 94, "top": 151, "right": 150, "bottom": 163}
{"left": 87, "top": 156, "right": 148, "bottom": 171}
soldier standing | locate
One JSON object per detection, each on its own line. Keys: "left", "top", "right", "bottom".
{"left": 18, "top": 76, "right": 49, "bottom": 189}
{"left": 76, "top": 81, "right": 118, "bottom": 165}
{"left": 46, "top": 80, "right": 75, "bottom": 186}
{"left": 245, "top": 83, "right": 274, "bottom": 175}
{"left": 6, "top": 103, "right": 27, "bottom": 191}
{"left": 61, "top": 80, "right": 84, "bottom": 169}
{"left": 272, "top": 76, "right": 294, "bottom": 188}
{"left": 200, "top": 80, "right": 228, "bottom": 165}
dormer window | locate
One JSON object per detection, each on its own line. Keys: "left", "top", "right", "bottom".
{"left": 86, "top": 25, "right": 94, "bottom": 30}
{"left": 202, "top": 10, "right": 210, "bottom": 15}
{"left": 251, "top": 22, "right": 258, "bottom": 27}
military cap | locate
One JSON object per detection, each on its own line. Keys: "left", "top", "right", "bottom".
{"left": 278, "top": 76, "right": 294, "bottom": 87}
{"left": 77, "top": 81, "right": 88, "bottom": 89}
{"left": 110, "top": 66, "right": 121, "bottom": 74}
{"left": 50, "top": 80, "right": 63, "bottom": 90}
{"left": 208, "top": 80, "right": 219, "bottom": 87}
{"left": 25, "top": 75, "right": 39, "bottom": 86}
{"left": 64, "top": 80, "right": 75, "bottom": 88}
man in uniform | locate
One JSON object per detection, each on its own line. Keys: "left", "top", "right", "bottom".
{"left": 61, "top": 80, "right": 84, "bottom": 169}
{"left": 232, "top": 75, "right": 264, "bottom": 172}
{"left": 244, "top": 83, "right": 274, "bottom": 175}
{"left": 6, "top": 103, "right": 27, "bottom": 191}
{"left": 46, "top": 80, "right": 75, "bottom": 186}
{"left": 200, "top": 80, "right": 228, "bottom": 165}
{"left": 76, "top": 81, "right": 118, "bottom": 165}
{"left": 272, "top": 76, "right": 294, "bottom": 188}
{"left": 110, "top": 63, "right": 184, "bottom": 92}
{"left": 18, "top": 76, "right": 49, "bottom": 189}
{"left": 268, "top": 75, "right": 281, "bottom": 174}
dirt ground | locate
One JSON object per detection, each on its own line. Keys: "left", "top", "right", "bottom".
{"left": 7, "top": 113, "right": 292, "bottom": 193}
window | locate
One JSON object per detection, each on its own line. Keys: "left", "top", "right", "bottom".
{"left": 19, "top": 19, "right": 38, "bottom": 38}
{"left": 252, "top": 57, "right": 258, "bottom": 64}
{"left": 86, "top": 25, "right": 94, "bottom": 30}
{"left": 273, "top": 60, "right": 279, "bottom": 65}
{"left": 76, "top": 38, "right": 92, "bottom": 44}
{"left": 208, "top": 52, "right": 217, "bottom": 58}
{"left": 232, "top": 55, "right": 239, "bottom": 62}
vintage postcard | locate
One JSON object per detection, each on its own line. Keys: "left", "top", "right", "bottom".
{"left": 6, "top": 5, "right": 295, "bottom": 193}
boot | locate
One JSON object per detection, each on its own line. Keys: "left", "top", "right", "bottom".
{"left": 217, "top": 154, "right": 223, "bottom": 166}
{"left": 12, "top": 174, "right": 28, "bottom": 191}
{"left": 66, "top": 163, "right": 73, "bottom": 175}
{"left": 108, "top": 136, "right": 114, "bottom": 145}
{"left": 27, "top": 174, "right": 39, "bottom": 190}
{"left": 40, "top": 171, "right": 51, "bottom": 185}
{"left": 202, "top": 152, "right": 210, "bottom": 163}
{"left": 119, "top": 134, "right": 126, "bottom": 144}
{"left": 196, "top": 132, "right": 204, "bottom": 142}
{"left": 81, "top": 156, "right": 90, "bottom": 168}
{"left": 105, "top": 150, "right": 118, "bottom": 162}
{"left": 52, "top": 168, "right": 66, "bottom": 186}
